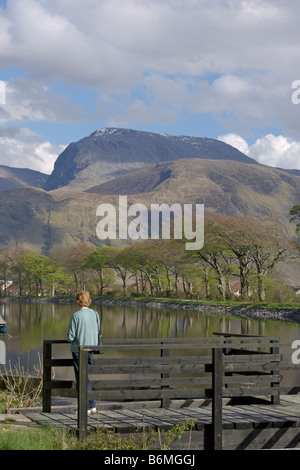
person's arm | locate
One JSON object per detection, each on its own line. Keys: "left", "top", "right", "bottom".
{"left": 67, "top": 316, "right": 77, "bottom": 343}
{"left": 96, "top": 311, "right": 100, "bottom": 332}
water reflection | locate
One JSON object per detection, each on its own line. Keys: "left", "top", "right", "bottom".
{"left": 1, "top": 301, "right": 300, "bottom": 386}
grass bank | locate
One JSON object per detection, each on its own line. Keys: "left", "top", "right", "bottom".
{"left": 94, "top": 296, "right": 300, "bottom": 311}
{"left": 3, "top": 293, "right": 300, "bottom": 310}
{"left": 0, "top": 420, "right": 195, "bottom": 450}
{"left": 2, "top": 294, "right": 300, "bottom": 323}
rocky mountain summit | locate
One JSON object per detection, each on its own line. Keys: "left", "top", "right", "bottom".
{"left": 43, "top": 128, "right": 258, "bottom": 191}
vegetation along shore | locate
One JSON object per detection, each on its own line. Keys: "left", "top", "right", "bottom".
{"left": 1, "top": 295, "right": 300, "bottom": 324}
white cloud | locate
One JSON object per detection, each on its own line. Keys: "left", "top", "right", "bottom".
{"left": 0, "top": 77, "right": 83, "bottom": 123}
{"left": 218, "top": 133, "right": 300, "bottom": 170}
{"left": 0, "top": 126, "right": 66, "bottom": 174}
{"left": 218, "top": 133, "right": 250, "bottom": 156}
{"left": 0, "top": 0, "right": 297, "bottom": 86}
{"left": 248, "top": 134, "right": 300, "bottom": 170}
{"left": 1, "top": 0, "right": 300, "bottom": 152}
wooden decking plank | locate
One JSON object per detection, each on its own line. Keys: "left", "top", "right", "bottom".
{"left": 246, "top": 404, "right": 300, "bottom": 427}
{"left": 24, "top": 412, "right": 56, "bottom": 425}
{"left": 237, "top": 405, "right": 299, "bottom": 429}
{"left": 266, "top": 405, "right": 300, "bottom": 422}
{"left": 89, "top": 415, "right": 125, "bottom": 430}
{"left": 140, "top": 407, "right": 193, "bottom": 427}
{"left": 247, "top": 403, "right": 300, "bottom": 419}
{"left": 281, "top": 395, "right": 300, "bottom": 405}
{"left": 115, "top": 409, "right": 158, "bottom": 431}
{"left": 95, "top": 409, "right": 153, "bottom": 433}
{"left": 224, "top": 406, "right": 273, "bottom": 429}
{"left": 132, "top": 408, "right": 180, "bottom": 430}
{"left": 222, "top": 407, "right": 260, "bottom": 429}
{"left": 41, "top": 412, "right": 78, "bottom": 429}
{"left": 169, "top": 407, "right": 214, "bottom": 431}
{"left": 23, "top": 394, "right": 300, "bottom": 438}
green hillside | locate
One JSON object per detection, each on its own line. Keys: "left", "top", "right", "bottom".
{"left": 0, "top": 159, "right": 299, "bottom": 259}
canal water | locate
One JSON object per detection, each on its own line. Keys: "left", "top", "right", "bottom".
{"left": 1, "top": 301, "right": 300, "bottom": 386}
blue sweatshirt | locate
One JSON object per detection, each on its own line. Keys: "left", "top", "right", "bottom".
{"left": 67, "top": 307, "right": 100, "bottom": 352}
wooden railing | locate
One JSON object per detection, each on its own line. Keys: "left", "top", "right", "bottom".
{"left": 43, "top": 334, "right": 281, "bottom": 449}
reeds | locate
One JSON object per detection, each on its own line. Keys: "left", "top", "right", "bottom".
{"left": 0, "top": 353, "right": 43, "bottom": 410}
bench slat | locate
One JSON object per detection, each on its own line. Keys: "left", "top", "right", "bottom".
{"left": 90, "top": 374, "right": 281, "bottom": 390}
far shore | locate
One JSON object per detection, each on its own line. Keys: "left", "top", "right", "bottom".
{"left": 1, "top": 295, "right": 300, "bottom": 324}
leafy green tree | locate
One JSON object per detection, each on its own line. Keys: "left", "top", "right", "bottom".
{"left": 84, "top": 247, "right": 115, "bottom": 295}
{"left": 191, "top": 216, "right": 234, "bottom": 300}
{"left": 17, "top": 253, "right": 63, "bottom": 296}
{"left": 246, "top": 219, "right": 293, "bottom": 302}
{"left": 52, "top": 244, "right": 94, "bottom": 292}
{"left": 0, "top": 246, "right": 12, "bottom": 296}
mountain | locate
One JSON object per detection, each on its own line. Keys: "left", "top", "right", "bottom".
{"left": 43, "top": 128, "right": 258, "bottom": 191}
{"left": 1, "top": 159, "right": 299, "bottom": 259}
{"left": 0, "top": 127, "right": 299, "bottom": 286}
{"left": 0, "top": 165, "right": 49, "bottom": 192}
{"left": 86, "top": 158, "right": 300, "bottom": 226}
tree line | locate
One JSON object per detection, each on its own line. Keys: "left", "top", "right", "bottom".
{"left": 0, "top": 214, "right": 297, "bottom": 302}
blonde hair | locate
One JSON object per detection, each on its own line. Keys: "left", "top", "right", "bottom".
{"left": 75, "top": 291, "right": 92, "bottom": 308}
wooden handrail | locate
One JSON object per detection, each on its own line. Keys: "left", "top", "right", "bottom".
{"left": 43, "top": 335, "right": 282, "bottom": 449}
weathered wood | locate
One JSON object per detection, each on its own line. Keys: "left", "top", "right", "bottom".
{"left": 26, "top": 395, "right": 300, "bottom": 450}
{"left": 91, "top": 376, "right": 213, "bottom": 389}
{"left": 47, "top": 379, "right": 74, "bottom": 390}
{"left": 89, "top": 388, "right": 210, "bottom": 401}
{"left": 44, "top": 358, "right": 74, "bottom": 368}
{"left": 78, "top": 348, "right": 88, "bottom": 440}
{"left": 42, "top": 341, "right": 52, "bottom": 413}
{"left": 161, "top": 341, "right": 170, "bottom": 408}
{"left": 43, "top": 335, "right": 285, "bottom": 449}
{"left": 90, "top": 363, "right": 207, "bottom": 375}
{"left": 212, "top": 347, "right": 223, "bottom": 450}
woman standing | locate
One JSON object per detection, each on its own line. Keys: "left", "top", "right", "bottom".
{"left": 67, "top": 291, "right": 100, "bottom": 414}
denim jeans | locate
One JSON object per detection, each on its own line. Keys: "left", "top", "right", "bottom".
{"left": 72, "top": 351, "right": 96, "bottom": 410}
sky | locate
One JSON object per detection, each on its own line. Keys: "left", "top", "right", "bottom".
{"left": 0, "top": 0, "right": 300, "bottom": 175}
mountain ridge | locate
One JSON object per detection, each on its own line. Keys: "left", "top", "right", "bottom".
{"left": 0, "top": 165, "right": 49, "bottom": 193}
{"left": 0, "top": 158, "right": 299, "bottom": 257}
{"left": 43, "top": 127, "right": 260, "bottom": 191}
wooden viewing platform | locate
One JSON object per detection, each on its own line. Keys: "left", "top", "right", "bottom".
{"left": 39, "top": 335, "right": 300, "bottom": 450}
{"left": 22, "top": 395, "right": 300, "bottom": 450}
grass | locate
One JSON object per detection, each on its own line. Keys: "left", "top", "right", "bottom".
{"left": 88, "top": 294, "right": 300, "bottom": 311}
{"left": 0, "top": 420, "right": 196, "bottom": 451}
{"left": 0, "top": 354, "right": 43, "bottom": 411}
{"left": 0, "top": 425, "right": 71, "bottom": 450}
{"left": 6, "top": 293, "right": 300, "bottom": 311}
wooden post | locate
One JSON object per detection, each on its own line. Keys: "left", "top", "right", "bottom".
{"left": 161, "top": 342, "right": 170, "bottom": 408}
{"left": 212, "top": 347, "right": 223, "bottom": 450}
{"left": 78, "top": 347, "right": 88, "bottom": 439}
{"left": 270, "top": 338, "right": 280, "bottom": 405}
{"left": 43, "top": 341, "right": 52, "bottom": 413}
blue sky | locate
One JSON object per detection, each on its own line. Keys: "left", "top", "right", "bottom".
{"left": 0, "top": 0, "right": 300, "bottom": 174}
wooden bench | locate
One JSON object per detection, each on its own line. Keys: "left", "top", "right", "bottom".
{"left": 43, "top": 334, "right": 281, "bottom": 449}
